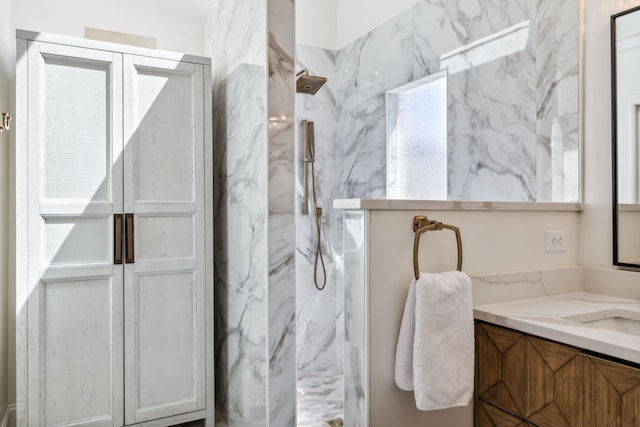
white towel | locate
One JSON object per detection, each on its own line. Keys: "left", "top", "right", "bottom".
{"left": 394, "top": 271, "right": 474, "bottom": 411}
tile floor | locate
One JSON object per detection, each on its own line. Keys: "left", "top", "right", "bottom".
{"left": 297, "top": 365, "right": 344, "bottom": 427}
{"left": 214, "top": 365, "right": 344, "bottom": 427}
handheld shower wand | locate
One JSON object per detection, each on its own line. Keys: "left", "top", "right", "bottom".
{"left": 301, "top": 120, "right": 327, "bottom": 291}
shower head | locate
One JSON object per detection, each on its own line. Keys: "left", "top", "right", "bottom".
{"left": 296, "top": 69, "right": 327, "bottom": 95}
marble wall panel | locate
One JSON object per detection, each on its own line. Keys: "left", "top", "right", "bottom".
{"left": 267, "top": 0, "right": 297, "bottom": 425}
{"left": 333, "top": 0, "right": 579, "bottom": 202}
{"left": 536, "top": 113, "right": 580, "bottom": 202}
{"left": 344, "top": 341, "right": 366, "bottom": 427}
{"left": 206, "top": 0, "right": 266, "bottom": 81}
{"left": 413, "top": 0, "right": 534, "bottom": 79}
{"left": 296, "top": 264, "right": 338, "bottom": 371}
{"left": 213, "top": 64, "right": 267, "bottom": 299}
{"left": 268, "top": 298, "right": 297, "bottom": 426}
{"left": 448, "top": 121, "right": 537, "bottom": 201}
{"left": 212, "top": 62, "right": 268, "bottom": 426}
{"left": 336, "top": 8, "right": 414, "bottom": 199}
{"left": 215, "top": 280, "right": 267, "bottom": 426}
{"left": 344, "top": 211, "right": 366, "bottom": 350}
{"left": 536, "top": 0, "right": 580, "bottom": 119}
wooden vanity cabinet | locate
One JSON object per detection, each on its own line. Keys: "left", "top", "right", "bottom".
{"left": 582, "top": 353, "right": 640, "bottom": 426}
{"left": 475, "top": 321, "right": 640, "bottom": 426}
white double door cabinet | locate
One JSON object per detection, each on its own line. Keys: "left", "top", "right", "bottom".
{"left": 17, "top": 35, "right": 211, "bottom": 427}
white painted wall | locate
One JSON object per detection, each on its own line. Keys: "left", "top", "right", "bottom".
{"left": 0, "top": 0, "right": 11, "bottom": 417}
{"left": 580, "top": 0, "right": 640, "bottom": 268}
{"left": 336, "top": 0, "right": 420, "bottom": 48}
{"left": 296, "top": 0, "right": 337, "bottom": 49}
{"left": 12, "top": 0, "right": 208, "bottom": 56}
{"left": 296, "top": 0, "right": 420, "bottom": 50}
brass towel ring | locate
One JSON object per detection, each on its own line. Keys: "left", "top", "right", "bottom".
{"left": 413, "top": 215, "right": 463, "bottom": 280}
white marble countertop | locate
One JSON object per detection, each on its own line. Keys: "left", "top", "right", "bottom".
{"left": 333, "top": 198, "right": 582, "bottom": 211}
{"left": 474, "top": 292, "right": 640, "bottom": 364}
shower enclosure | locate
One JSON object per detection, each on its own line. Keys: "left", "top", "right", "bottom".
{"left": 295, "top": 52, "right": 344, "bottom": 427}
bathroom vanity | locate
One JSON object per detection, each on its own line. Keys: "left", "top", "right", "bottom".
{"left": 474, "top": 292, "right": 640, "bottom": 427}
{"left": 335, "top": 197, "right": 640, "bottom": 427}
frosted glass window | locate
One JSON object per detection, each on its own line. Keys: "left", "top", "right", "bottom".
{"left": 386, "top": 71, "right": 447, "bottom": 200}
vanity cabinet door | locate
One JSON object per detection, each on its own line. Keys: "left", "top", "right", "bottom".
{"left": 475, "top": 322, "right": 527, "bottom": 419}
{"left": 583, "top": 354, "right": 640, "bottom": 426}
{"left": 475, "top": 322, "right": 583, "bottom": 427}
{"left": 476, "top": 400, "right": 527, "bottom": 427}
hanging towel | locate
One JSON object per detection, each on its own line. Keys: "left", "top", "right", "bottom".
{"left": 394, "top": 271, "right": 474, "bottom": 411}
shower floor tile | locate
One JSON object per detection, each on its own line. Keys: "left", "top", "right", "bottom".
{"left": 297, "top": 365, "right": 344, "bottom": 427}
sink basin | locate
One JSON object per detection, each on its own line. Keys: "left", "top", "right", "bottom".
{"left": 563, "top": 309, "right": 640, "bottom": 336}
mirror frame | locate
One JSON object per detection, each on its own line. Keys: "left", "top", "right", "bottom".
{"left": 612, "top": 5, "right": 640, "bottom": 268}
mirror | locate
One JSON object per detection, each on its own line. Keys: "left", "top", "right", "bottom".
{"left": 296, "top": 0, "right": 581, "bottom": 203}
{"left": 613, "top": 6, "right": 640, "bottom": 267}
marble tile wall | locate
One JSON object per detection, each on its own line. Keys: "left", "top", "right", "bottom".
{"left": 295, "top": 45, "right": 343, "bottom": 372}
{"left": 212, "top": 63, "right": 268, "bottom": 426}
{"left": 209, "top": 0, "right": 299, "bottom": 424}
{"left": 267, "top": 0, "right": 297, "bottom": 425}
{"left": 336, "top": 8, "right": 414, "bottom": 199}
{"left": 343, "top": 211, "right": 367, "bottom": 427}
{"left": 335, "top": 0, "right": 580, "bottom": 202}
{"left": 205, "top": 0, "right": 266, "bottom": 83}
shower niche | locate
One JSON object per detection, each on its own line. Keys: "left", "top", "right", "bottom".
{"left": 386, "top": 71, "right": 448, "bottom": 200}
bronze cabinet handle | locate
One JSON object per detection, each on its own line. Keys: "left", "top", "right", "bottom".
{"left": 114, "top": 214, "right": 123, "bottom": 265}
{"left": 125, "top": 213, "right": 135, "bottom": 264}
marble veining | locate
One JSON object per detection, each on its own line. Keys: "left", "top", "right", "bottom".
{"left": 268, "top": 0, "right": 297, "bottom": 425}
{"left": 206, "top": 0, "right": 266, "bottom": 81}
{"left": 331, "top": 0, "right": 579, "bottom": 201}
{"left": 336, "top": 8, "right": 414, "bottom": 199}
{"left": 295, "top": 44, "right": 343, "bottom": 372}
{"left": 344, "top": 342, "right": 366, "bottom": 427}
{"left": 215, "top": 280, "right": 267, "bottom": 426}
{"left": 212, "top": 60, "right": 268, "bottom": 426}
{"left": 448, "top": 121, "right": 537, "bottom": 201}
{"left": 213, "top": 64, "right": 267, "bottom": 299}
{"left": 536, "top": 0, "right": 580, "bottom": 119}
{"left": 296, "top": 264, "right": 338, "bottom": 371}
{"left": 470, "top": 266, "right": 582, "bottom": 306}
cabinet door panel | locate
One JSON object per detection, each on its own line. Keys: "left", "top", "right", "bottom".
{"left": 26, "top": 41, "right": 124, "bottom": 427}
{"left": 475, "top": 322, "right": 582, "bottom": 427}
{"left": 123, "top": 55, "right": 206, "bottom": 424}
{"left": 137, "top": 272, "right": 197, "bottom": 408}
{"left": 43, "top": 279, "right": 115, "bottom": 427}
{"left": 583, "top": 354, "right": 640, "bottom": 427}
{"left": 476, "top": 401, "right": 525, "bottom": 427}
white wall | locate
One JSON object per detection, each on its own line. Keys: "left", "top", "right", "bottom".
{"left": 579, "top": 0, "right": 640, "bottom": 268}
{"left": 296, "top": 0, "right": 421, "bottom": 50}
{"left": 336, "top": 0, "right": 420, "bottom": 48}
{"left": 12, "top": 0, "right": 208, "bottom": 56}
{"left": 0, "top": 0, "right": 11, "bottom": 417}
{"left": 296, "top": 0, "right": 337, "bottom": 49}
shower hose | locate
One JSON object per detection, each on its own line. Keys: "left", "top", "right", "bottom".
{"left": 310, "top": 158, "right": 327, "bottom": 291}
